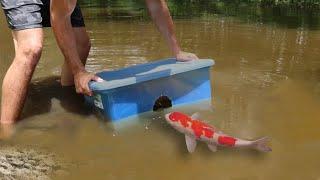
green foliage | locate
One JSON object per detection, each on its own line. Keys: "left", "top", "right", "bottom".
{"left": 78, "top": 0, "right": 320, "bottom": 9}
{"left": 78, "top": 0, "right": 320, "bottom": 29}
{"left": 78, "top": 0, "right": 320, "bottom": 15}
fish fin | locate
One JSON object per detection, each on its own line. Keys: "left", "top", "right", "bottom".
{"left": 185, "top": 135, "right": 197, "bottom": 153}
{"left": 191, "top": 112, "right": 200, "bottom": 120}
{"left": 207, "top": 143, "right": 217, "bottom": 152}
{"left": 252, "top": 137, "right": 272, "bottom": 152}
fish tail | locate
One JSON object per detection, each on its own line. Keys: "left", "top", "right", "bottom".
{"left": 252, "top": 137, "right": 272, "bottom": 152}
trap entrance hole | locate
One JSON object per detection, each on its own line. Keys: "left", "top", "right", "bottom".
{"left": 153, "top": 96, "right": 172, "bottom": 111}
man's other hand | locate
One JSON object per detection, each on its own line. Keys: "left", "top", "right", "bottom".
{"left": 176, "top": 51, "right": 199, "bottom": 61}
{"left": 74, "top": 70, "right": 103, "bottom": 96}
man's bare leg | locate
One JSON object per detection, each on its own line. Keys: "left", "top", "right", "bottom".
{"left": 60, "top": 27, "right": 91, "bottom": 86}
{"left": 0, "top": 28, "right": 43, "bottom": 126}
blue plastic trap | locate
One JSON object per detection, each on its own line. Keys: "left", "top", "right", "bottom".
{"left": 85, "top": 58, "right": 215, "bottom": 121}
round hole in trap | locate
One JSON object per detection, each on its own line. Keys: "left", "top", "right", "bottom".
{"left": 153, "top": 96, "right": 172, "bottom": 111}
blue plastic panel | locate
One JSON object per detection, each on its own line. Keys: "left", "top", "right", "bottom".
{"left": 86, "top": 58, "right": 214, "bottom": 121}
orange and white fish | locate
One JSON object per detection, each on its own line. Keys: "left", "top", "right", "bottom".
{"left": 165, "top": 112, "right": 272, "bottom": 153}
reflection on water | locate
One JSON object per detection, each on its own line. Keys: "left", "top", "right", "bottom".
{"left": 0, "top": 1, "right": 320, "bottom": 179}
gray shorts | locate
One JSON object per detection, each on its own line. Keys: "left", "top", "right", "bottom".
{"left": 1, "top": 0, "right": 85, "bottom": 30}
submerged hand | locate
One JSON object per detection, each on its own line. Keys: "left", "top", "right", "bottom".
{"left": 176, "top": 51, "right": 199, "bottom": 62}
{"left": 74, "top": 70, "right": 103, "bottom": 96}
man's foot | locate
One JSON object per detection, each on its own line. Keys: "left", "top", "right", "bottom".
{"left": 0, "top": 123, "right": 15, "bottom": 140}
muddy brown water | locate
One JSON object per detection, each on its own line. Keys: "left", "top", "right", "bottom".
{"left": 1, "top": 5, "right": 320, "bottom": 180}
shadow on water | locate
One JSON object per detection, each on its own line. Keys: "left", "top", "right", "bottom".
{"left": 21, "top": 76, "right": 93, "bottom": 120}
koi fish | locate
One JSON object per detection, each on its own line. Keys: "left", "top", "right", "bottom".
{"left": 165, "top": 112, "right": 272, "bottom": 153}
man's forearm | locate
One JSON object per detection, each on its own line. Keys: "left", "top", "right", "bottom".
{"left": 146, "top": 0, "right": 181, "bottom": 55}
{"left": 50, "top": 0, "right": 85, "bottom": 75}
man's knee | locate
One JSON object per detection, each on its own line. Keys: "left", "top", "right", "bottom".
{"left": 81, "top": 37, "right": 91, "bottom": 54}
{"left": 20, "top": 42, "right": 43, "bottom": 60}
{"left": 78, "top": 37, "right": 91, "bottom": 64}
{"left": 15, "top": 42, "right": 43, "bottom": 70}
{"left": 74, "top": 28, "right": 91, "bottom": 60}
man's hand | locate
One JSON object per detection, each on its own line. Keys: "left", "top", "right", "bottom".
{"left": 176, "top": 51, "right": 199, "bottom": 61}
{"left": 74, "top": 70, "right": 103, "bottom": 96}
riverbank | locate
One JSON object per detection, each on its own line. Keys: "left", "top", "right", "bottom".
{"left": 0, "top": 146, "right": 70, "bottom": 179}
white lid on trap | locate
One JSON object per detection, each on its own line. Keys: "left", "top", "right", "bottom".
{"left": 89, "top": 58, "right": 215, "bottom": 91}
